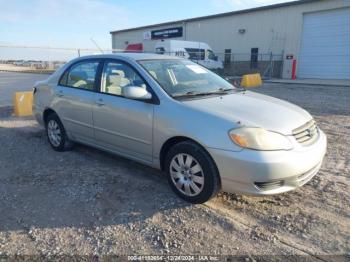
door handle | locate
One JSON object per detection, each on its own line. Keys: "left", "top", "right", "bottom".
{"left": 96, "top": 98, "right": 105, "bottom": 106}
{"left": 56, "top": 90, "right": 64, "bottom": 97}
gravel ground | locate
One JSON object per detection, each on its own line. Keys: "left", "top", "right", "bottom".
{"left": 0, "top": 82, "right": 349, "bottom": 260}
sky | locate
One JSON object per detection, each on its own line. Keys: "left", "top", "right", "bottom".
{"left": 0, "top": 0, "right": 295, "bottom": 50}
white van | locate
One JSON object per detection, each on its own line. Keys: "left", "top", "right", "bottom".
{"left": 155, "top": 40, "right": 223, "bottom": 70}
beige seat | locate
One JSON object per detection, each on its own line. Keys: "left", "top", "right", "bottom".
{"left": 104, "top": 70, "right": 131, "bottom": 96}
{"left": 114, "top": 70, "right": 130, "bottom": 87}
{"left": 105, "top": 74, "right": 122, "bottom": 95}
{"left": 68, "top": 71, "right": 89, "bottom": 89}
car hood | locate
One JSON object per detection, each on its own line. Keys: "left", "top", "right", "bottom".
{"left": 182, "top": 91, "right": 313, "bottom": 135}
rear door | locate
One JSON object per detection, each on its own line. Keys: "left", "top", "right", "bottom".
{"left": 92, "top": 59, "right": 155, "bottom": 163}
{"left": 54, "top": 59, "right": 101, "bottom": 144}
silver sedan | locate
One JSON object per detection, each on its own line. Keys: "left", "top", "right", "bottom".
{"left": 33, "top": 53, "right": 327, "bottom": 203}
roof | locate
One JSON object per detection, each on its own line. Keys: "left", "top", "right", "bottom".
{"left": 49, "top": 52, "right": 180, "bottom": 83}
{"left": 110, "top": 0, "right": 319, "bottom": 34}
{"left": 74, "top": 52, "right": 181, "bottom": 61}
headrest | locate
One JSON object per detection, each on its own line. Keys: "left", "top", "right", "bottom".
{"left": 111, "top": 69, "right": 125, "bottom": 78}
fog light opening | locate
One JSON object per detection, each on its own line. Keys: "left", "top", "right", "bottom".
{"left": 254, "top": 180, "right": 284, "bottom": 191}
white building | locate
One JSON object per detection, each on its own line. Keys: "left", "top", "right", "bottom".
{"left": 111, "top": 0, "right": 350, "bottom": 79}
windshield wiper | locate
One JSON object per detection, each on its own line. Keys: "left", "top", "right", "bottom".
{"left": 173, "top": 88, "right": 239, "bottom": 98}
{"left": 217, "top": 88, "right": 234, "bottom": 92}
{"left": 173, "top": 91, "right": 222, "bottom": 98}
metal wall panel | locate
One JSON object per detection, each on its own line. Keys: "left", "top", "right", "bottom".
{"left": 298, "top": 8, "right": 350, "bottom": 79}
{"left": 111, "top": 0, "right": 350, "bottom": 79}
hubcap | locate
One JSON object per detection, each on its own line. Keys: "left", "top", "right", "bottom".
{"left": 47, "top": 120, "right": 62, "bottom": 147}
{"left": 169, "top": 153, "right": 204, "bottom": 196}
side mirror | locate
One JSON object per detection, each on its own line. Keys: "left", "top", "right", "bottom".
{"left": 122, "top": 86, "right": 152, "bottom": 100}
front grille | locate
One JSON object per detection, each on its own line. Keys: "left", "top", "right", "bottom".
{"left": 254, "top": 180, "right": 284, "bottom": 191}
{"left": 292, "top": 120, "right": 319, "bottom": 146}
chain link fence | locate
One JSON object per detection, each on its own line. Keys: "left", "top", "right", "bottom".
{"left": 215, "top": 52, "right": 283, "bottom": 79}
{"left": 0, "top": 45, "right": 283, "bottom": 79}
{"left": 0, "top": 45, "right": 107, "bottom": 74}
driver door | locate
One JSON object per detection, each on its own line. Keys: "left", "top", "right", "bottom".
{"left": 92, "top": 60, "right": 154, "bottom": 163}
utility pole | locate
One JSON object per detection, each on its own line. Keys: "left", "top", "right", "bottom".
{"left": 90, "top": 37, "right": 104, "bottom": 54}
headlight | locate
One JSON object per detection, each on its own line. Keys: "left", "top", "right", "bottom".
{"left": 229, "top": 127, "right": 293, "bottom": 151}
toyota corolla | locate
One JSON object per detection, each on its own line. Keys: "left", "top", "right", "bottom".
{"left": 33, "top": 53, "right": 327, "bottom": 203}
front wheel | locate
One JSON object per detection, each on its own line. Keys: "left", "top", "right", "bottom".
{"left": 164, "top": 141, "right": 221, "bottom": 203}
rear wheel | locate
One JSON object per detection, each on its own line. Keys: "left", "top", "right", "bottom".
{"left": 164, "top": 141, "right": 221, "bottom": 203}
{"left": 45, "top": 113, "right": 73, "bottom": 151}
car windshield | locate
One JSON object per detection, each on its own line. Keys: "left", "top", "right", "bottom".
{"left": 138, "top": 59, "right": 236, "bottom": 98}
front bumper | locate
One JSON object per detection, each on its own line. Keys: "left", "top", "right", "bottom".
{"left": 207, "top": 129, "right": 327, "bottom": 195}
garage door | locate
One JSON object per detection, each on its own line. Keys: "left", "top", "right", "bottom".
{"left": 298, "top": 8, "right": 350, "bottom": 79}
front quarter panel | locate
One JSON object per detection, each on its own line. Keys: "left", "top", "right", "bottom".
{"left": 153, "top": 99, "right": 243, "bottom": 165}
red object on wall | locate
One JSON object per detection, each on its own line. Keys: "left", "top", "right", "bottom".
{"left": 291, "top": 59, "right": 297, "bottom": 79}
{"left": 125, "top": 43, "right": 143, "bottom": 52}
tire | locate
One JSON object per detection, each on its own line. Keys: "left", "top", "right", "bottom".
{"left": 164, "top": 141, "right": 221, "bottom": 203}
{"left": 45, "top": 113, "right": 74, "bottom": 152}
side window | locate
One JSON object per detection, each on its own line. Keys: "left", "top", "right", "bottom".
{"left": 101, "top": 62, "right": 147, "bottom": 97}
{"left": 155, "top": 47, "right": 165, "bottom": 54}
{"left": 59, "top": 61, "right": 99, "bottom": 90}
{"left": 185, "top": 48, "right": 205, "bottom": 60}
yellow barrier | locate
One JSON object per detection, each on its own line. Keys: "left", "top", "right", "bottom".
{"left": 13, "top": 91, "right": 33, "bottom": 116}
{"left": 240, "top": 73, "right": 262, "bottom": 88}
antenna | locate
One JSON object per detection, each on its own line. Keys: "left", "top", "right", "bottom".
{"left": 90, "top": 37, "right": 104, "bottom": 54}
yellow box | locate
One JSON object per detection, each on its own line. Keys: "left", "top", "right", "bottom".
{"left": 240, "top": 73, "right": 262, "bottom": 88}
{"left": 13, "top": 91, "right": 33, "bottom": 116}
